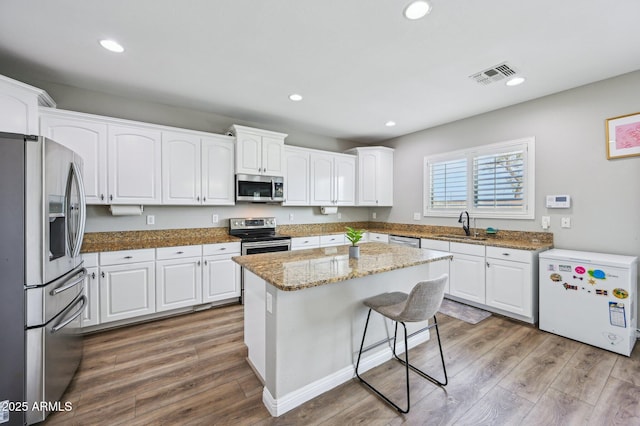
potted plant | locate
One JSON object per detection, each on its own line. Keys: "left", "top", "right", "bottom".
{"left": 345, "top": 226, "right": 365, "bottom": 259}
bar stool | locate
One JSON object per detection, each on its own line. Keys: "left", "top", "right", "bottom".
{"left": 355, "top": 274, "right": 449, "bottom": 413}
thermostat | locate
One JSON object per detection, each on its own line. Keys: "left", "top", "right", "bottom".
{"left": 546, "top": 195, "right": 571, "bottom": 208}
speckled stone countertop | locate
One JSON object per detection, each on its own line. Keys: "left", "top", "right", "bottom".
{"left": 81, "top": 221, "right": 553, "bottom": 253}
{"left": 232, "top": 242, "right": 452, "bottom": 291}
{"left": 81, "top": 227, "right": 239, "bottom": 253}
{"left": 278, "top": 222, "right": 553, "bottom": 251}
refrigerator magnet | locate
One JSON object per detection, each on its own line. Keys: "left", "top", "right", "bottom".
{"left": 575, "top": 266, "right": 586, "bottom": 274}
{"left": 613, "top": 288, "right": 629, "bottom": 299}
{"left": 550, "top": 273, "right": 562, "bottom": 282}
{"left": 588, "top": 269, "right": 606, "bottom": 279}
{"left": 609, "top": 302, "right": 626, "bottom": 328}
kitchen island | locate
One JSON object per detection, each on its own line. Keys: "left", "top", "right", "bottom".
{"left": 233, "top": 242, "right": 452, "bottom": 416}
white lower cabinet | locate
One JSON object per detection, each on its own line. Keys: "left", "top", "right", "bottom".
{"left": 156, "top": 245, "right": 203, "bottom": 312}
{"left": 99, "top": 261, "right": 156, "bottom": 324}
{"left": 420, "top": 239, "right": 451, "bottom": 294}
{"left": 449, "top": 242, "right": 486, "bottom": 304}
{"left": 202, "top": 243, "right": 241, "bottom": 302}
{"left": 485, "top": 247, "right": 533, "bottom": 318}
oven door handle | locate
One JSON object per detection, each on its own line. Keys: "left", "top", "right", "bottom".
{"left": 243, "top": 240, "right": 290, "bottom": 249}
{"left": 51, "top": 295, "right": 87, "bottom": 334}
{"left": 50, "top": 268, "right": 87, "bottom": 295}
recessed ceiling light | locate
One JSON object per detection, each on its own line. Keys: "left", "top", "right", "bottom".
{"left": 403, "top": 1, "right": 432, "bottom": 20}
{"left": 506, "top": 76, "right": 526, "bottom": 86}
{"left": 288, "top": 93, "right": 303, "bottom": 101}
{"left": 385, "top": 121, "right": 397, "bottom": 127}
{"left": 99, "top": 39, "right": 124, "bottom": 53}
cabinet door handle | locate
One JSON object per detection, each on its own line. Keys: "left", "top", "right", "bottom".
{"left": 196, "top": 196, "right": 200, "bottom": 202}
{"left": 110, "top": 194, "right": 113, "bottom": 201}
{"left": 197, "top": 260, "right": 201, "bottom": 266}
{"left": 101, "top": 271, "right": 105, "bottom": 278}
{"left": 486, "top": 262, "right": 490, "bottom": 267}
{"left": 204, "top": 260, "right": 208, "bottom": 266}
{"left": 100, "top": 194, "right": 105, "bottom": 201}
{"left": 91, "top": 272, "right": 96, "bottom": 279}
{"left": 203, "top": 197, "right": 206, "bottom": 202}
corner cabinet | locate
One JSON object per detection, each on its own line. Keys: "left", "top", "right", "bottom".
{"left": 345, "top": 146, "right": 394, "bottom": 206}
{"left": 162, "top": 131, "right": 235, "bottom": 205}
{"left": 0, "top": 74, "right": 55, "bottom": 135}
{"left": 229, "top": 124, "right": 287, "bottom": 176}
{"left": 309, "top": 151, "right": 356, "bottom": 206}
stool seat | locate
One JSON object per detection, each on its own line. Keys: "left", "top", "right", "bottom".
{"left": 355, "top": 274, "right": 449, "bottom": 413}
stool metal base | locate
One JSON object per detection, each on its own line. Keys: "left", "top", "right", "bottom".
{"left": 355, "top": 309, "right": 448, "bottom": 413}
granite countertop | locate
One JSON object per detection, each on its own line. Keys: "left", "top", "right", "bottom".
{"left": 81, "top": 228, "right": 240, "bottom": 253}
{"left": 232, "top": 242, "right": 453, "bottom": 291}
{"left": 81, "top": 221, "right": 553, "bottom": 254}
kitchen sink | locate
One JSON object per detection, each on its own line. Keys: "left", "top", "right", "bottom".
{"left": 435, "top": 234, "right": 487, "bottom": 241}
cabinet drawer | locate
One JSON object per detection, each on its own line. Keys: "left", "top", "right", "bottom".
{"left": 320, "top": 234, "right": 346, "bottom": 246}
{"left": 82, "top": 253, "right": 99, "bottom": 268}
{"left": 156, "top": 245, "right": 202, "bottom": 260}
{"left": 486, "top": 246, "right": 531, "bottom": 263}
{"left": 202, "top": 242, "right": 241, "bottom": 256}
{"left": 368, "top": 232, "right": 389, "bottom": 243}
{"left": 100, "top": 249, "right": 155, "bottom": 266}
{"left": 420, "top": 239, "right": 450, "bottom": 251}
{"left": 291, "top": 236, "right": 321, "bottom": 250}
{"left": 450, "top": 242, "right": 485, "bottom": 257}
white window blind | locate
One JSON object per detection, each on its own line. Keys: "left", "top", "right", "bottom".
{"left": 424, "top": 137, "right": 534, "bottom": 219}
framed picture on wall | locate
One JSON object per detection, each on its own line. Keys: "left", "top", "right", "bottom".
{"left": 605, "top": 112, "right": 640, "bottom": 159}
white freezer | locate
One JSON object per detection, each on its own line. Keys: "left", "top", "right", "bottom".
{"left": 539, "top": 249, "right": 638, "bottom": 356}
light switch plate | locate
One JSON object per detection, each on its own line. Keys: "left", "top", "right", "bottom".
{"left": 372, "top": 212, "right": 377, "bottom": 219}
{"left": 211, "top": 214, "right": 219, "bottom": 224}
{"left": 561, "top": 217, "right": 571, "bottom": 228}
{"left": 541, "top": 216, "right": 551, "bottom": 229}
{"left": 413, "top": 212, "right": 421, "bottom": 221}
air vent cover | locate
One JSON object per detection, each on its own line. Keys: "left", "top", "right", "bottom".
{"left": 470, "top": 62, "right": 518, "bottom": 85}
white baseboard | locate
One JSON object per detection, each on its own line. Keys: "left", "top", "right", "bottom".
{"left": 262, "top": 330, "right": 430, "bottom": 417}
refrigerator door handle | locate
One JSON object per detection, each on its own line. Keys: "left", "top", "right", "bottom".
{"left": 51, "top": 295, "right": 86, "bottom": 334}
{"left": 67, "top": 161, "right": 87, "bottom": 259}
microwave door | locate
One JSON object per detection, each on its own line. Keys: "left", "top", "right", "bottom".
{"left": 66, "top": 161, "right": 86, "bottom": 259}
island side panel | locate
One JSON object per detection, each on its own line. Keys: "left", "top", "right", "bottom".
{"left": 244, "top": 269, "right": 266, "bottom": 381}
{"left": 269, "top": 262, "right": 434, "bottom": 399}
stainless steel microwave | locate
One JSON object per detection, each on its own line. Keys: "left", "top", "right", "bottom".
{"left": 236, "top": 174, "right": 284, "bottom": 202}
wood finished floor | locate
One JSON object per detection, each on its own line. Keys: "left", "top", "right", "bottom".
{"left": 44, "top": 303, "right": 640, "bottom": 425}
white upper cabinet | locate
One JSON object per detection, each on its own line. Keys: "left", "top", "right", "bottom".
{"left": 345, "top": 146, "right": 394, "bottom": 206}
{"left": 201, "top": 136, "right": 235, "bottom": 205}
{"left": 283, "top": 146, "right": 311, "bottom": 206}
{"left": 0, "top": 74, "right": 55, "bottom": 135}
{"left": 162, "top": 131, "right": 235, "bottom": 205}
{"left": 108, "top": 125, "right": 162, "bottom": 204}
{"left": 40, "top": 111, "right": 108, "bottom": 204}
{"left": 309, "top": 151, "right": 356, "bottom": 206}
{"left": 229, "top": 124, "right": 287, "bottom": 176}
{"left": 162, "top": 131, "right": 201, "bottom": 204}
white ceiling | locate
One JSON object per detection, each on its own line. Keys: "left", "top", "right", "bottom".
{"left": 1, "top": 0, "right": 639, "bottom": 143}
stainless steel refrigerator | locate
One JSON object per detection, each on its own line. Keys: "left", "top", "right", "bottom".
{"left": 0, "top": 132, "right": 87, "bottom": 425}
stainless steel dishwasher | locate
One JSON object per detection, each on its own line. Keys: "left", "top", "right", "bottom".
{"left": 388, "top": 235, "right": 421, "bottom": 248}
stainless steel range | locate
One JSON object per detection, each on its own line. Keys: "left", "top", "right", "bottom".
{"left": 229, "top": 217, "right": 291, "bottom": 255}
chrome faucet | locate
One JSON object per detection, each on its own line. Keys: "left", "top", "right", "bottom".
{"left": 458, "top": 211, "right": 470, "bottom": 236}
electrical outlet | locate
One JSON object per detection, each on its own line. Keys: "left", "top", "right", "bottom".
{"left": 146, "top": 215, "right": 155, "bottom": 225}
{"left": 541, "top": 216, "right": 551, "bottom": 229}
{"left": 413, "top": 212, "right": 421, "bottom": 221}
{"left": 212, "top": 214, "right": 219, "bottom": 224}
{"left": 266, "top": 293, "right": 273, "bottom": 313}
{"left": 372, "top": 212, "right": 377, "bottom": 219}
{"left": 561, "top": 217, "right": 571, "bottom": 228}
{"left": 289, "top": 213, "right": 294, "bottom": 221}
{"left": 337, "top": 212, "right": 342, "bottom": 219}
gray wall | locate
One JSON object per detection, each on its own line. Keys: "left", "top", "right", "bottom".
{"left": 381, "top": 70, "right": 640, "bottom": 312}
{"left": 22, "top": 79, "right": 369, "bottom": 232}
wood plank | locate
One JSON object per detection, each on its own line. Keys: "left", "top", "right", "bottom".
{"left": 550, "top": 344, "right": 618, "bottom": 405}
{"left": 610, "top": 344, "right": 640, "bottom": 387}
{"left": 589, "top": 376, "right": 640, "bottom": 425}
{"left": 452, "top": 385, "right": 534, "bottom": 426}
{"left": 498, "top": 333, "right": 581, "bottom": 403}
{"left": 520, "top": 387, "right": 593, "bottom": 425}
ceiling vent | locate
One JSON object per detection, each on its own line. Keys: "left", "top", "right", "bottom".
{"left": 469, "top": 62, "right": 518, "bottom": 86}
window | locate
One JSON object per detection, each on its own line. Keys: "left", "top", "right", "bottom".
{"left": 424, "top": 137, "right": 535, "bottom": 219}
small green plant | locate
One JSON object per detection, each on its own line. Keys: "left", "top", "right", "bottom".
{"left": 345, "top": 226, "right": 364, "bottom": 246}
